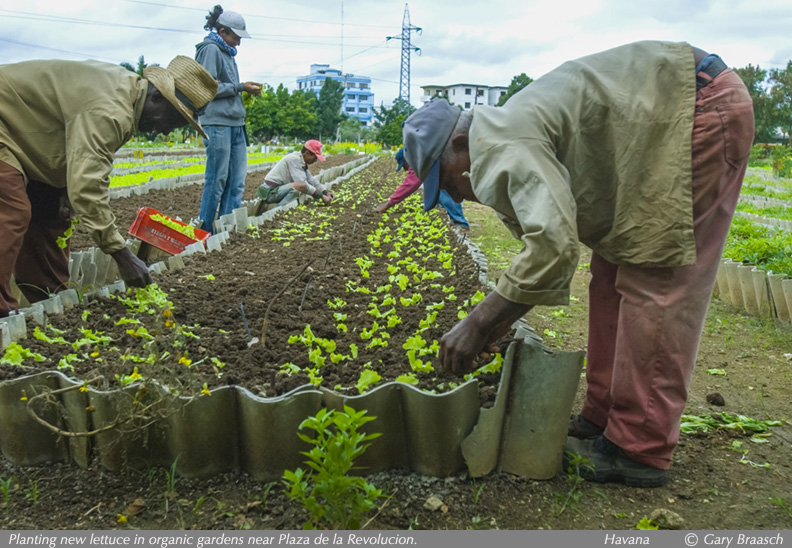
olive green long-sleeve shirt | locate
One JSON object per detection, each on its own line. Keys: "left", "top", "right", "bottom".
{"left": 0, "top": 59, "right": 148, "bottom": 254}
{"left": 469, "top": 41, "right": 697, "bottom": 306}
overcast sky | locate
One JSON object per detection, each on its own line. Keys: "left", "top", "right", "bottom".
{"left": 2, "top": 0, "right": 792, "bottom": 109}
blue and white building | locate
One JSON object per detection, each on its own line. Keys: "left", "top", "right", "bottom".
{"left": 297, "top": 64, "right": 375, "bottom": 126}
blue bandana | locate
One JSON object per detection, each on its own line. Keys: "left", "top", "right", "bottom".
{"left": 208, "top": 32, "right": 237, "bottom": 57}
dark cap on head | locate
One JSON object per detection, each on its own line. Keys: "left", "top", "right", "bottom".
{"left": 402, "top": 99, "right": 461, "bottom": 211}
{"left": 395, "top": 148, "right": 406, "bottom": 172}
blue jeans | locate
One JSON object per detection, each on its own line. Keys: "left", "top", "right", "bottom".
{"left": 199, "top": 125, "right": 248, "bottom": 232}
{"left": 438, "top": 190, "right": 470, "bottom": 229}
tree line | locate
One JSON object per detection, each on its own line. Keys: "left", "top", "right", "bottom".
{"left": 123, "top": 55, "right": 792, "bottom": 147}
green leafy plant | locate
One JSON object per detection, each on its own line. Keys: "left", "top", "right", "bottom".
{"left": 635, "top": 517, "right": 659, "bottom": 530}
{"left": 282, "top": 406, "right": 383, "bottom": 530}
{"left": 57, "top": 353, "right": 84, "bottom": 372}
{"left": 56, "top": 218, "right": 80, "bottom": 249}
{"left": 395, "top": 373, "right": 419, "bottom": 385}
{"left": 164, "top": 456, "right": 180, "bottom": 514}
{"left": 356, "top": 370, "right": 382, "bottom": 394}
{"left": 24, "top": 481, "right": 38, "bottom": 505}
{"left": 115, "top": 367, "right": 145, "bottom": 386}
{"left": 770, "top": 496, "right": 792, "bottom": 518}
{"left": 151, "top": 213, "right": 199, "bottom": 240}
{"left": 554, "top": 452, "right": 593, "bottom": 516}
{"left": 680, "top": 412, "right": 782, "bottom": 434}
{"left": 1, "top": 343, "right": 46, "bottom": 367}
{"left": 72, "top": 327, "right": 113, "bottom": 350}
{"left": 0, "top": 476, "right": 15, "bottom": 508}
{"left": 33, "top": 325, "right": 68, "bottom": 345}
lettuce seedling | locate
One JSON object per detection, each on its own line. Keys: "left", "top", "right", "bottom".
{"left": 403, "top": 334, "right": 426, "bottom": 352}
{"left": 399, "top": 293, "right": 422, "bottom": 307}
{"left": 395, "top": 373, "right": 419, "bottom": 386}
{"left": 33, "top": 326, "right": 68, "bottom": 345}
{"left": 308, "top": 347, "right": 326, "bottom": 368}
{"left": 470, "top": 290, "right": 486, "bottom": 306}
{"left": 406, "top": 350, "right": 432, "bottom": 373}
{"left": 57, "top": 353, "right": 84, "bottom": 372}
{"left": 418, "top": 311, "right": 438, "bottom": 331}
{"left": 360, "top": 322, "right": 380, "bottom": 340}
{"left": 72, "top": 327, "right": 113, "bottom": 350}
{"left": 356, "top": 370, "right": 382, "bottom": 394}
{"left": 306, "top": 367, "right": 323, "bottom": 386}
{"left": 1, "top": 343, "right": 46, "bottom": 367}
{"left": 114, "top": 317, "right": 142, "bottom": 326}
{"left": 280, "top": 363, "right": 301, "bottom": 376}
{"left": 367, "top": 338, "right": 388, "bottom": 349}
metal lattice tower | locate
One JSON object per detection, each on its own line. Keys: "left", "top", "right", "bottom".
{"left": 387, "top": 4, "right": 421, "bottom": 104}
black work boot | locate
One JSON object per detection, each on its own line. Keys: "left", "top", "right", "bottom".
{"left": 563, "top": 435, "right": 669, "bottom": 488}
{"left": 568, "top": 414, "right": 605, "bottom": 439}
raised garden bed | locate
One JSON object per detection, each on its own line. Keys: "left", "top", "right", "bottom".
{"left": 0, "top": 158, "right": 584, "bottom": 481}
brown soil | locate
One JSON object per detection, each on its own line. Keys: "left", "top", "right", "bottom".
{"left": 1, "top": 163, "right": 791, "bottom": 531}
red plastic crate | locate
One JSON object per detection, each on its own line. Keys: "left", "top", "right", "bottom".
{"left": 129, "top": 207, "right": 210, "bottom": 255}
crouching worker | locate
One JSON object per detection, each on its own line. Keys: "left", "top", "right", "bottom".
{"left": 0, "top": 56, "right": 218, "bottom": 317}
{"left": 373, "top": 148, "right": 470, "bottom": 229}
{"left": 403, "top": 41, "right": 754, "bottom": 487}
{"left": 256, "top": 140, "right": 335, "bottom": 209}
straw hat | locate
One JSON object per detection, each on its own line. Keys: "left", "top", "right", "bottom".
{"left": 144, "top": 56, "right": 218, "bottom": 139}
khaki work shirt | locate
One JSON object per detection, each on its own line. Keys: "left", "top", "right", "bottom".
{"left": 267, "top": 151, "right": 326, "bottom": 195}
{"left": 469, "top": 41, "right": 697, "bottom": 306}
{"left": 0, "top": 59, "right": 147, "bottom": 254}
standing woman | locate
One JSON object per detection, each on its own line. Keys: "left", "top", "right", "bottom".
{"left": 196, "top": 5, "right": 262, "bottom": 233}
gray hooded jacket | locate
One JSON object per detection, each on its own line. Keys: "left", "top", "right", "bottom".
{"left": 195, "top": 37, "right": 246, "bottom": 127}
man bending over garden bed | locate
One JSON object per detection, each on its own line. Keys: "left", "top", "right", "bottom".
{"left": 0, "top": 56, "right": 218, "bottom": 316}
{"left": 255, "top": 140, "right": 335, "bottom": 210}
{"left": 403, "top": 41, "right": 754, "bottom": 488}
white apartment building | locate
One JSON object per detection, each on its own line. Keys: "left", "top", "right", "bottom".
{"left": 420, "top": 83, "right": 508, "bottom": 110}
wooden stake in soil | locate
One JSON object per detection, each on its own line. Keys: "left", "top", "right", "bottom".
{"left": 260, "top": 259, "right": 315, "bottom": 347}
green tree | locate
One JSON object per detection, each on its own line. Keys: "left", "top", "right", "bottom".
{"left": 735, "top": 64, "right": 779, "bottom": 144}
{"left": 372, "top": 98, "right": 416, "bottom": 147}
{"left": 120, "top": 55, "right": 154, "bottom": 77}
{"left": 315, "top": 78, "right": 346, "bottom": 142}
{"left": 769, "top": 61, "right": 792, "bottom": 145}
{"left": 245, "top": 85, "right": 318, "bottom": 142}
{"left": 338, "top": 118, "right": 376, "bottom": 143}
{"left": 246, "top": 84, "right": 278, "bottom": 142}
{"left": 496, "top": 73, "right": 533, "bottom": 106}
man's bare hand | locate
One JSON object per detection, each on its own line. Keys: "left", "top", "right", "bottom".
{"left": 111, "top": 247, "right": 152, "bottom": 288}
{"left": 438, "top": 292, "right": 533, "bottom": 375}
{"left": 374, "top": 201, "right": 391, "bottom": 213}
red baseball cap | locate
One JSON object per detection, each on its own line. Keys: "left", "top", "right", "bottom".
{"left": 304, "top": 140, "right": 326, "bottom": 162}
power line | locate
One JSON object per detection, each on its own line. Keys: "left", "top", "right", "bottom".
{"left": 121, "top": 0, "right": 399, "bottom": 29}
{"left": 0, "top": 37, "right": 119, "bottom": 63}
{"left": 0, "top": 10, "right": 394, "bottom": 48}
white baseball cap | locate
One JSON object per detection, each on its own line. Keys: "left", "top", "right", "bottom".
{"left": 217, "top": 10, "right": 251, "bottom": 39}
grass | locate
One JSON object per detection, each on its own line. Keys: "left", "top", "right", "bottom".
{"left": 464, "top": 203, "right": 524, "bottom": 283}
